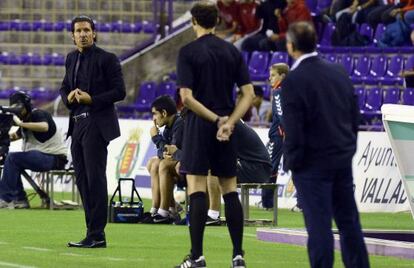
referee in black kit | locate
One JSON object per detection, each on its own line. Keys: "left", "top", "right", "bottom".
{"left": 175, "top": 2, "right": 254, "bottom": 268}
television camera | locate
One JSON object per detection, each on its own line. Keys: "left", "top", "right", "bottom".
{"left": 0, "top": 102, "right": 51, "bottom": 206}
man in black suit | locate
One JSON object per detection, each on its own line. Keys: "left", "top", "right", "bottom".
{"left": 60, "top": 15, "right": 126, "bottom": 248}
{"left": 281, "top": 22, "right": 370, "bottom": 268}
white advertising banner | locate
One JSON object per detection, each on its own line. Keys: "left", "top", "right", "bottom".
{"left": 15, "top": 117, "right": 410, "bottom": 213}
{"left": 353, "top": 132, "right": 409, "bottom": 212}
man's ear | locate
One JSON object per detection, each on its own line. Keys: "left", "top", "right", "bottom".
{"left": 191, "top": 17, "right": 197, "bottom": 26}
{"left": 162, "top": 110, "right": 168, "bottom": 117}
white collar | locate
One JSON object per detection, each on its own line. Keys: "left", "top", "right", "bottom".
{"left": 290, "top": 51, "right": 318, "bottom": 71}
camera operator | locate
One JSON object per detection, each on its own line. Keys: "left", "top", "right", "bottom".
{"left": 0, "top": 91, "right": 68, "bottom": 209}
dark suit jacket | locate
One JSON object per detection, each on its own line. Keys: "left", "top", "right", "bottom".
{"left": 60, "top": 45, "right": 126, "bottom": 142}
{"left": 281, "top": 56, "right": 360, "bottom": 171}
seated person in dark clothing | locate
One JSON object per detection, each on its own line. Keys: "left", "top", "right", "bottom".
{"left": 241, "top": 0, "right": 287, "bottom": 52}
{"left": 0, "top": 91, "right": 68, "bottom": 209}
{"left": 240, "top": 85, "right": 265, "bottom": 123}
{"left": 146, "top": 95, "right": 183, "bottom": 220}
{"left": 206, "top": 120, "right": 272, "bottom": 224}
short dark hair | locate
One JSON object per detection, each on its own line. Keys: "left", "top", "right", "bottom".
{"left": 9, "top": 91, "right": 32, "bottom": 113}
{"left": 287, "top": 22, "right": 317, "bottom": 54}
{"left": 71, "top": 15, "right": 97, "bottom": 42}
{"left": 190, "top": 2, "right": 218, "bottom": 29}
{"left": 151, "top": 95, "right": 177, "bottom": 116}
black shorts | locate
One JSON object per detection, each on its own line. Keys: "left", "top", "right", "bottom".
{"left": 180, "top": 112, "right": 237, "bottom": 177}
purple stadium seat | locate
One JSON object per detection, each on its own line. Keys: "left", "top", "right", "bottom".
{"left": 324, "top": 53, "right": 337, "bottom": 63}
{"left": 355, "top": 87, "right": 366, "bottom": 110}
{"left": 362, "top": 87, "right": 382, "bottom": 115}
{"left": 51, "top": 53, "right": 65, "bottom": 66}
{"left": 65, "top": 20, "right": 72, "bottom": 31}
{"left": 42, "top": 21, "right": 54, "bottom": 31}
{"left": 21, "top": 21, "right": 33, "bottom": 31}
{"left": 0, "top": 88, "right": 17, "bottom": 99}
{"left": 319, "top": 23, "right": 335, "bottom": 48}
{"left": 31, "top": 87, "right": 58, "bottom": 101}
{"left": 352, "top": 56, "right": 371, "bottom": 83}
{"left": 365, "top": 55, "right": 387, "bottom": 84}
{"left": 54, "top": 21, "right": 65, "bottom": 31}
{"left": 317, "top": 0, "right": 332, "bottom": 13}
{"left": 32, "top": 53, "right": 43, "bottom": 65}
{"left": 111, "top": 21, "right": 122, "bottom": 32}
{"left": 10, "top": 20, "right": 21, "bottom": 30}
{"left": 372, "top": 24, "right": 386, "bottom": 46}
{"left": 0, "top": 21, "right": 11, "bottom": 31}
{"left": 359, "top": 23, "right": 374, "bottom": 43}
{"left": 133, "top": 21, "right": 142, "bottom": 33}
{"left": 121, "top": 22, "right": 133, "bottom": 33}
{"left": 383, "top": 55, "right": 404, "bottom": 85}
{"left": 305, "top": 0, "right": 318, "bottom": 13}
{"left": 134, "top": 81, "right": 157, "bottom": 112}
{"left": 117, "top": 82, "right": 157, "bottom": 114}
{"left": 142, "top": 21, "right": 157, "bottom": 34}
{"left": 269, "top": 51, "right": 289, "bottom": 65}
{"left": 1, "top": 52, "right": 20, "bottom": 65}
{"left": 157, "top": 81, "right": 177, "bottom": 98}
{"left": 338, "top": 54, "right": 354, "bottom": 75}
{"left": 402, "top": 88, "right": 414, "bottom": 105}
{"left": 42, "top": 53, "right": 53, "bottom": 65}
{"left": 20, "top": 52, "right": 33, "bottom": 64}
{"left": 261, "top": 84, "right": 271, "bottom": 101}
{"left": 32, "top": 20, "right": 43, "bottom": 31}
{"left": 96, "top": 22, "right": 111, "bottom": 32}
{"left": 383, "top": 88, "right": 400, "bottom": 104}
{"left": 405, "top": 55, "right": 414, "bottom": 71}
{"left": 249, "top": 51, "right": 270, "bottom": 81}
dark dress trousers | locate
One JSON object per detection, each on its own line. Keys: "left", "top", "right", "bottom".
{"left": 281, "top": 56, "right": 369, "bottom": 268}
{"left": 60, "top": 45, "right": 126, "bottom": 240}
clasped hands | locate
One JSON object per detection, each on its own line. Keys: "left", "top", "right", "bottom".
{"left": 216, "top": 116, "right": 234, "bottom": 142}
{"left": 67, "top": 88, "right": 92, "bottom": 105}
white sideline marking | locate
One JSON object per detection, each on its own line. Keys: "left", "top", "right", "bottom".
{"left": 105, "top": 257, "right": 126, "bottom": 261}
{"left": 60, "top": 253, "right": 89, "bottom": 257}
{"left": 22, "top": 246, "right": 51, "bottom": 252}
{"left": 244, "top": 233, "right": 256, "bottom": 238}
{"left": 0, "top": 261, "right": 37, "bottom": 268}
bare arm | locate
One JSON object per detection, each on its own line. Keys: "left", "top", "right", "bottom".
{"left": 13, "top": 115, "right": 48, "bottom": 132}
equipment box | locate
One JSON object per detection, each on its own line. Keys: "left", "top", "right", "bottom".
{"left": 108, "top": 178, "right": 144, "bottom": 223}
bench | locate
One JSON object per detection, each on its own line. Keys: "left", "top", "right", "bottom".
{"left": 41, "top": 169, "right": 80, "bottom": 210}
{"left": 239, "top": 183, "right": 280, "bottom": 226}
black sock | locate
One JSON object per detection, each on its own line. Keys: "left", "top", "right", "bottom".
{"left": 223, "top": 191, "right": 244, "bottom": 258}
{"left": 189, "top": 191, "right": 207, "bottom": 260}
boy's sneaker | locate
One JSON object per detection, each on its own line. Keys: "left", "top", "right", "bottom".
{"left": 152, "top": 213, "right": 172, "bottom": 224}
{"left": 175, "top": 255, "right": 206, "bottom": 268}
{"left": 290, "top": 205, "right": 302, "bottom": 213}
{"left": 231, "top": 255, "right": 246, "bottom": 268}
{"left": 205, "top": 216, "right": 221, "bottom": 226}
{"left": 11, "top": 199, "right": 30, "bottom": 209}
{"left": 0, "top": 199, "right": 11, "bottom": 209}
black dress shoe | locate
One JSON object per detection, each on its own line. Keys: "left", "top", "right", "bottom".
{"left": 67, "top": 237, "right": 106, "bottom": 248}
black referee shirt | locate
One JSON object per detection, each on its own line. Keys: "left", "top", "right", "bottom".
{"left": 177, "top": 34, "right": 251, "bottom": 114}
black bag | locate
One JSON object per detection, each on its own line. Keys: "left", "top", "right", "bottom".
{"left": 108, "top": 178, "right": 144, "bottom": 223}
